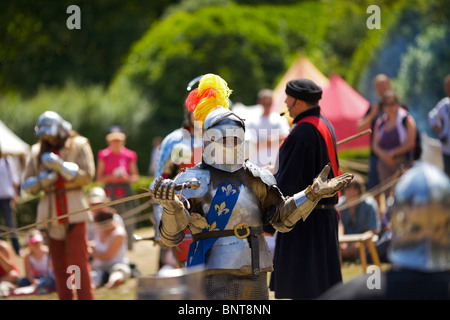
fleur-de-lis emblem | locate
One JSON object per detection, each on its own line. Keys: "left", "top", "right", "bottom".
{"left": 208, "top": 221, "right": 219, "bottom": 231}
{"left": 214, "top": 202, "right": 229, "bottom": 216}
{"left": 221, "top": 184, "right": 236, "bottom": 196}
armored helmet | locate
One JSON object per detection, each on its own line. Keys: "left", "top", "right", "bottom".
{"left": 186, "top": 74, "right": 246, "bottom": 172}
{"left": 35, "top": 111, "right": 71, "bottom": 140}
{"left": 388, "top": 162, "right": 450, "bottom": 272}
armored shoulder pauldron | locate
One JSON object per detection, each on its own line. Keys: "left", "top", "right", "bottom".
{"left": 173, "top": 166, "right": 210, "bottom": 199}
{"left": 244, "top": 161, "right": 277, "bottom": 186}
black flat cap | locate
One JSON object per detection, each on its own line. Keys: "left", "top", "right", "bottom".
{"left": 285, "top": 78, "right": 322, "bottom": 102}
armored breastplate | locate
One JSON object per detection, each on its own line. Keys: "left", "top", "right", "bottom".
{"left": 203, "top": 184, "right": 273, "bottom": 274}
{"left": 176, "top": 166, "right": 273, "bottom": 275}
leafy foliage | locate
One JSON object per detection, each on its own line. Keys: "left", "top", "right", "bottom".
{"left": 0, "top": 0, "right": 178, "bottom": 95}
{"left": 2, "top": 0, "right": 448, "bottom": 175}
{"left": 0, "top": 82, "right": 153, "bottom": 172}
{"left": 353, "top": 0, "right": 450, "bottom": 135}
{"left": 395, "top": 24, "right": 450, "bottom": 134}
{"left": 112, "top": 2, "right": 330, "bottom": 140}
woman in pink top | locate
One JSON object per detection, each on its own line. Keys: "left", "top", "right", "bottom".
{"left": 96, "top": 126, "right": 139, "bottom": 249}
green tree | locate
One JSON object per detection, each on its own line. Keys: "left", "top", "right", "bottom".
{"left": 112, "top": 2, "right": 329, "bottom": 140}
{"left": 395, "top": 24, "right": 450, "bottom": 134}
{"left": 0, "top": 0, "right": 178, "bottom": 95}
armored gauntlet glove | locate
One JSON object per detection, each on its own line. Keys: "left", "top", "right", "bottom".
{"left": 23, "top": 170, "right": 59, "bottom": 194}
{"left": 152, "top": 176, "right": 189, "bottom": 245}
{"left": 272, "top": 164, "right": 354, "bottom": 230}
{"left": 41, "top": 152, "right": 79, "bottom": 181}
{"left": 305, "top": 163, "right": 354, "bottom": 202}
{"left": 152, "top": 177, "right": 185, "bottom": 213}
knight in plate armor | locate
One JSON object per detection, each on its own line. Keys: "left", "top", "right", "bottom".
{"left": 22, "top": 111, "right": 95, "bottom": 300}
{"left": 151, "top": 74, "right": 354, "bottom": 300}
{"left": 150, "top": 79, "right": 203, "bottom": 268}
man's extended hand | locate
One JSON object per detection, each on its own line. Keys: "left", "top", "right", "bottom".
{"left": 305, "top": 163, "right": 354, "bottom": 202}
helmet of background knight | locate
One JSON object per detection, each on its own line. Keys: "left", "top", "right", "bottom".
{"left": 388, "top": 162, "right": 450, "bottom": 272}
{"left": 35, "top": 111, "right": 72, "bottom": 141}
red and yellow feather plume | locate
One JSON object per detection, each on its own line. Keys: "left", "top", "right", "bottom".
{"left": 185, "top": 74, "right": 232, "bottom": 126}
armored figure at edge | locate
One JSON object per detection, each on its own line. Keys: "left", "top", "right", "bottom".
{"left": 151, "top": 74, "right": 354, "bottom": 300}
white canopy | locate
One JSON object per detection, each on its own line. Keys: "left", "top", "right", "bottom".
{"left": 0, "top": 120, "right": 30, "bottom": 156}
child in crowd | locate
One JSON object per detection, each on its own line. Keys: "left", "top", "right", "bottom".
{"left": 21, "top": 229, "right": 55, "bottom": 294}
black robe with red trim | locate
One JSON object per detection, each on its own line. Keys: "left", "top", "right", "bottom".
{"left": 269, "top": 106, "right": 343, "bottom": 299}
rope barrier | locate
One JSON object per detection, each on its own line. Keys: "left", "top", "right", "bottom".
{"left": 0, "top": 191, "right": 154, "bottom": 238}
{"left": 338, "top": 158, "right": 369, "bottom": 173}
{"left": 86, "top": 212, "right": 153, "bottom": 233}
{"left": 336, "top": 168, "right": 403, "bottom": 211}
{"left": 337, "top": 129, "right": 371, "bottom": 146}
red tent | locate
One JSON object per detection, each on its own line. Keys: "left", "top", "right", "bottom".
{"left": 273, "top": 55, "right": 370, "bottom": 151}
{"left": 320, "top": 74, "right": 370, "bottom": 151}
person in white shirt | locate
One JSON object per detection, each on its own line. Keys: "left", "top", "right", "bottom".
{"left": 0, "top": 146, "right": 21, "bottom": 255}
{"left": 87, "top": 187, "right": 130, "bottom": 289}
{"left": 246, "top": 89, "right": 290, "bottom": 172}
{"left": 89, "top": 210, "right": 130, "bottom": 289}
{"left": 428, "top": 74, "right": 450, "bottom": 177}
{"left": 245, "top": 89, "right": 290, "bottom": 259}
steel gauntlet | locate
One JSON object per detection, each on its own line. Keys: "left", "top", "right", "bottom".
{"left": 270, "top": 192, "right": 316, "bottom": 232}
{"left": 41, "top": 152, "right": 79, "bottom": 181}
{"left": 23, "top": 170, "right": 58, "bottom": 195}
{"left": 305, "top": 163, "right": 354, "bottom": 202}
{"left": 152, "top": 177, "right": 190, "bottom": 246}
{"left": 271, "top": 164, "right": 353, "bottom": 232}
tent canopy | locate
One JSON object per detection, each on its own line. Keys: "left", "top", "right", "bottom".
{"left": 320, "top": 74, "right": 370, "bottom": 150}
{"left": 0, "top": 120, "right": 30, "bottom": 156}
{"left": 273, "top": 55, "right": 370, "bottom": 151}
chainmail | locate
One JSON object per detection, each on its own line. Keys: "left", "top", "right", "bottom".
{"left": 203, "top": 272, "right": 269, "bottom": 300}
{"left": 207, "top": 165, "right": 251, "bottom": 190}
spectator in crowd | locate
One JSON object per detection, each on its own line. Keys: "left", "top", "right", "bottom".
{"left": 428, "top": 74, "right": 450, "bottom": 177}
{"left": 246, "top": 89, "right": 290, "bottom": 171}
{"left": 245, "top": 89, "right": 290, "bottom": 258}
{"left": 357, "top": 74, "right": 392, "bottom": 209}
{"left": 88, "top": 210, "right": 131, "bottom": 289}
{"left": 372, "top": 91, "right": 417, "bottom": 198}
{"left": 0, "top": 238, "right": 19, "bottom": 295}
{"left": 21, "top": 229, "right": 55, "bottom": 294}
{"left": 148, "top": 136, "right": 162, "bottom": 176}
{"left": 319, "top": 162, "right": 450, "bottom": 300}
{"left": 96, "top": 126, "right": 139, "bottom": 250}
{"left": 87, "top": 186, "right": 125, "bottom": 241}
{"left": 0, "top": 145, "right": 22, "bottom": 256}
{"left": 338, "top": 174, "right": 380, "bottom": 261}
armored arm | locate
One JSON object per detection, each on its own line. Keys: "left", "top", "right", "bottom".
{"left": 271, "top": 164, "right": 353, "bottom": 232}
{"left": 152, "top": 177, "right": 190, "bottom": 246}
{"left": 42, "top": 152, "right": 79, "bottom": 181}
{"left": 22, "top": 170, "right": 59, "bottom": 195}
{"left": 41, "top": 138, "right": 95, "bottom": 187}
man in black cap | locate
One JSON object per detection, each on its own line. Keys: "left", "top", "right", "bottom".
{"left": 269, "top": 78, "right": 343, "bottom": 299}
